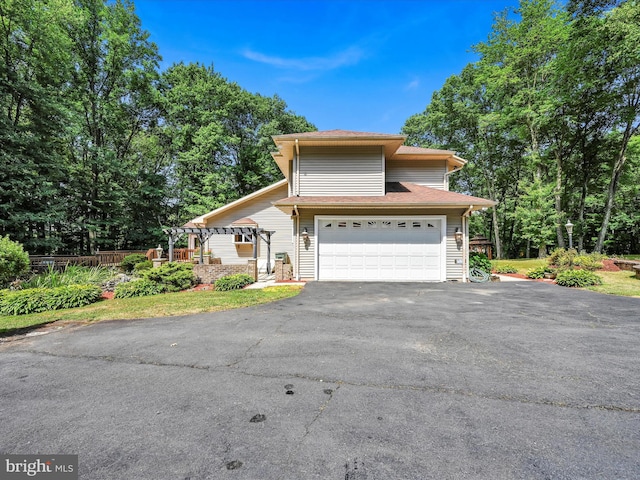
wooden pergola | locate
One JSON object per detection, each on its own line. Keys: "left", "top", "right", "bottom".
{"left": 163, "top": 227, "right": 275, "bottom": 272}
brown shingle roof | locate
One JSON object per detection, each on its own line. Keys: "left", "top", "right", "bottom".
{"left": 274, "top": 129, "right": 405, "bottom": 139}
{"left": 273, "top": 182, "right": 496, "bottom": 209}
{"left": 395, "top": 145, "right": 456, "bottom": 155}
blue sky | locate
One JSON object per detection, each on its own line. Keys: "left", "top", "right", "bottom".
{"left": 135, "top": 0, "right": 517, "bottom": 134}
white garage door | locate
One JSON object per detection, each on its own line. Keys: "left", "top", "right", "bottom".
{"left": 316, "top": 216, "right": 446, "bottom": 281}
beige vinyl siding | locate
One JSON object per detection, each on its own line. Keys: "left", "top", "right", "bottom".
{"left": 299, "top": 146, "right": 384, "bottom": 196}
{"left": 298, "top": 212, "right": 316, "bottom": 280}
{"left": 386, "top": 159, "right": 447, "bottom": 190}
{"left": 296, "top": 208, "right": 466, "bottom": 281}
{"left": 445, "top": 212, "right": 464, "bottom": 280}
{"left": 202, "top": 184, "right": 293, "bottom": 270}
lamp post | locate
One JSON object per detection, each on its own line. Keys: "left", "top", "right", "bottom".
{"left": 565, "top": 220, "right": 574, "bottom": 249}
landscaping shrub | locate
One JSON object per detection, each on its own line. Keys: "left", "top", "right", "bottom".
{"left": 0, "top": 284, "right": 102, "bottom": 316}
{"left": 548, "top": 248, "right": 577, "bottom": 269}
{"left": 141, "top": 262, "right": 196, "bottom": 292}
{"left": 22, "top": 265, "right": 116, "bottom": 289}
{"left": 214, "top": 274, "right": 255, "bottom": 291}
{"left": 120, "top": 253, "right": 148, "bottom": 273}
{"left": 555, "top": 269, "right": 603, "bottom": 287}
{"left": 469, "top": 252, "right": 492, "bottom": 273}
{"left": 133, "top": 260, "right": 153, "bottom": 273}
{"left": 573, "top": 254, "right": 603, "bottom": 271}
{"left": 526, "top": 265, "right": 550, "bottom": 279}
{"left": 114, "top": 279, "right": 166, "bottom": 298}
{"left": 493, "top": 264, "right": 518, "bottom": 274}
{"left": 0, "top": 236, "right": 30, "bottom": 288}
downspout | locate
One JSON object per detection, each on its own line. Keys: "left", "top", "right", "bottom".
{"left": 294, "top": 205, "right": 300, "bottom": 281}
{"left": 443, "top": 166, "right": 460, "bottom": 190}
{"left": 462, "top": 205, "right": 474, "bottom": 282}
{"left": 295, "top": 139, "right": 300, "bottom": 196}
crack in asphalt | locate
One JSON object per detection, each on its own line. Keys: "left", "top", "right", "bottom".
{"left": 12, "top": 347, "right": 640, "bottom": 414}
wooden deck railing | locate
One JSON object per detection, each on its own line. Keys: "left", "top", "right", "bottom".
{"left": 28, "top": 249, "right": 197, "bottom": 271}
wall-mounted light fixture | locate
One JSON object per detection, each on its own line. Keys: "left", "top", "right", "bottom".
{"left": 301, "top": 227, "right": 309, "bottom": 239}
{"left": 454, "top": 227, "right": 463, "bottom": 246}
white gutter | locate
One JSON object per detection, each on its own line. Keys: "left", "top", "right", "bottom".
{"left": 443, "top": 166, "right": 461, "bottom": 190}
{"left": 462, "top": 205, "right": 474, "bottom": 282}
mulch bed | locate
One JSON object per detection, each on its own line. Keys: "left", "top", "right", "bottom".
{"left": 600, "top": 259, "right": 621, "bottom": 272}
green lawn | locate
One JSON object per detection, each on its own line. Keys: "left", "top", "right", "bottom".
{"left": 586, "top": 271, "right": 640, "bottom": 297}
{"left": 491, "top": 258, "right": 546, "bottom": 275}
{"left": 492, "top": 258, "right": 640, "bottom": 297}
{"left": 0, "top": 286, "right": 303, "bottom": 335}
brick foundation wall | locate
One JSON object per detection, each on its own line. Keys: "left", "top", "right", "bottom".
{"left": 194, "top": 260, "right": 257, "bottom": 284}
{"left": 274, "top": 259, "right": 293, "bottom": 281}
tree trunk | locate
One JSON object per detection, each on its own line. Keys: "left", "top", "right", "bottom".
{"left": 554, "top": 151, "right": 565, "bottom": 248}
{"left": 594, "top": 123, "right": 636, "bottom": 252}
{"left": 492, "top": 206, "right": 502, "bottom": 259}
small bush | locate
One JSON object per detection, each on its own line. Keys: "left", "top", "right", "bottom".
{"left": 0, "top": 284, "right": 102, "bottom": 316}
{"left": 120, "top": 254, "right": 148, "bottom": 273}
{"left": 133, "top": 260, "right": 153, "bottom": 273}
{"left": 142, "top": 262, "right": 196, "bottom": 292}
{"left": 493, "top": 264, "right": 518, "bottom": 274}
{"left": 573, "top": 254, "right": 603, "bottom": 271}
{"left": 215, "top": 274, "right": 255, "bottom": 291}
{"left": 0, "top": 236, "right": 30, "bottom": 288}
{"left": 526, "top": 266, "right": 551, "bottom": 279}
{"left": 556, "top": 269, "right": 603, "bottom": 287}
{"left": 469, "top": 252, "right": 492, "bottom": 273}
{"left": 548, "top": 248, "right": 577, "bottom": 269}
{"left": 114, "top": 279, "right": 166, "bottom": 298}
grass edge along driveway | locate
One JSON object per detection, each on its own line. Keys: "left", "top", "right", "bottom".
{"left": 0, "top": 286, "right": 303, "bottom": 335}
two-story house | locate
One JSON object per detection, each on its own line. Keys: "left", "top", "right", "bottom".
{"left": 188, "top": 130, "right": 496, "bottom": 282}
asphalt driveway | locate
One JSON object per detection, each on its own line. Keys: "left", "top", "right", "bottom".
{"left": 1, "top": 282, "right": 639, "bottom": 479}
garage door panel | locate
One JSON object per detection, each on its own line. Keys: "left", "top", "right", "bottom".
{"left": 317, "top": 217, "right": 444, "bottom": 282}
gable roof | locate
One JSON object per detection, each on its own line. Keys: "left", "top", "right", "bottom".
{"left": 271, "top": 130, "right": 467, "bottom": 176}
{"left": 273, "top": 182, "right": 496, "bottom": 214}
{"left": 189, "top": 179, "right": 287, "bottom": 226}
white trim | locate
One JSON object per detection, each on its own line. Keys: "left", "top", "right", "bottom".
{"left": 314, "top": 215, "right": 447, "bottom": 282}
{"left": 190, "top": 179, "right": 288, "bottom": 225}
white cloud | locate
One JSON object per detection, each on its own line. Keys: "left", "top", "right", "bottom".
{"left": 405, "top": 79, "right": 420, "bottom": 90}
{"left": 241, "top": 46, "right": 365, "bottom": 71}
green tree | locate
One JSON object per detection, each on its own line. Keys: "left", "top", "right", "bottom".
{"left": 64, "top": 0, "right": 161, "bottom": 253}
{"left": 158, "top": 62, "right": 315, "bottom": 223}
{"left": 0, "top": 0, "right": 77, "bottom": 253}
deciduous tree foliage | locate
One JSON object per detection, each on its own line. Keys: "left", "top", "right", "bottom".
{"left": 403, "top": 0, "right": 640, "bottom": 257}
{"left": 0, "top": 0, "right": 315, "bottom": 254}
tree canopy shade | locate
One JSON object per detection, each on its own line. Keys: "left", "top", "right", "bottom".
{"left": 403, "top": 0, "right": 640, "bottom": 257}
{"left": 0, "top": 0, "right": 315, "bottom": 254}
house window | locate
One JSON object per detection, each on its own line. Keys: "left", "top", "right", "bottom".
{"left": 412, "top": 221, "right": 422, "bottom": 228}
{"left": 427, "top": 223, "right": 435, "bottom": 228}
{"left": 234, "top": 233, "right": 253, "bottom": 244}
{"left": 338, "top": 221, "right": 347, "bottom": 228}
{"left": 381, "top": 221, "right": 392, "bottom": 228}
{"left": 397, "top": 221, "right": 406, "bottom": 228}
{"left": 323, "top": 221, "right": 332, "bottom": 228}
{"left": 351, "top": 221, "right": 361, "bottom": 228}
{"left": 367, "top": 221, "right": 378, "bottom": 228}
